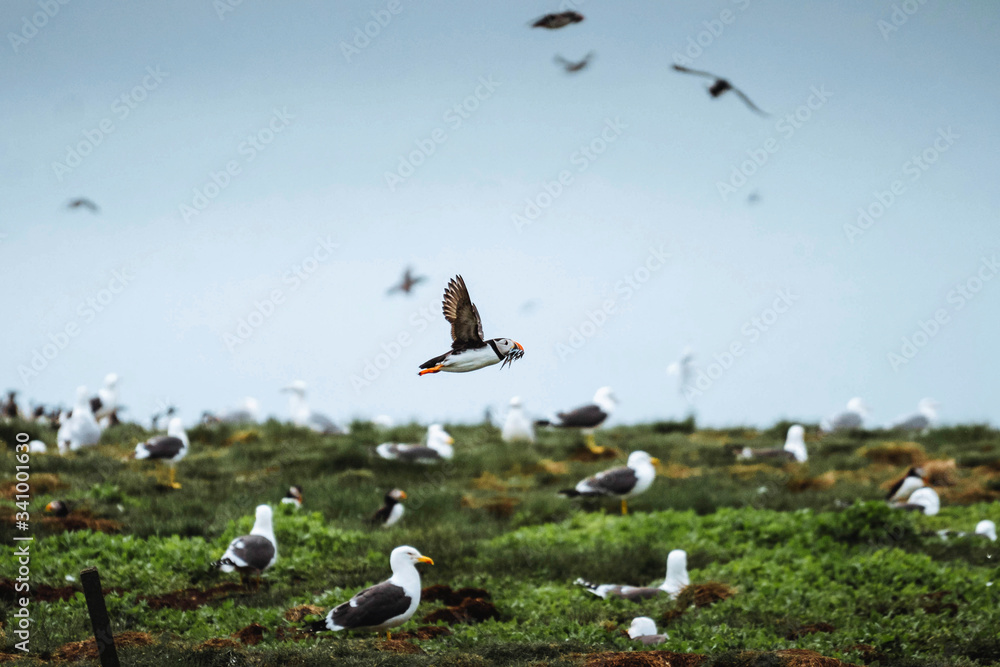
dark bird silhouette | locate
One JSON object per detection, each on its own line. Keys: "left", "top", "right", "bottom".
{"left": 67, "top": 198, "right": 100, "bottom": 213}
{"left": 1, "top": 391, "right": 20, "bottom": 419}
{"left": 555, "top": 52, "right": 594, "bottom": 73}
{"left": 387, "top": 267, "right": 427, "bottom": 296}
{"left": 531, "top": 11, "right": 584, "bottom": 29}
{"left": 45, "top": 500, "right": 71, "bottom": 517}
{"left": 671, "top": 65, "right": 769, "bottom": 116}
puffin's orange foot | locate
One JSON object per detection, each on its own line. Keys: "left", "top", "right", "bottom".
{"left": 418, "top": 365, "right": 443, "bottom": 376}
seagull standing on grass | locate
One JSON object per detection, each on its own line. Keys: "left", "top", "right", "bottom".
{"left": 575, "top": 549, "right": 689, "bottom": 600}
{"left": 134, "top": 417, "right": 189, "bottom": 489}
{"left": 889, "top": 398, "right": 940, "bottom": 431}
{"left": 57, "top": 386, "right": 102, "bottom": 453}
{"left": 628, "top": 617, "right": 669, "bottom": 645}
{"left": 212, "top": 505, "right": 277, "bottom": 585}
{"left": 306, "top": 545, "right": 433, "bottom": 640}
{"left": 418, "top": 275, "right": 523, "bottom": 376}
{"left": 502, "top": 396, "right": 535, "bottom": 443}
{"left": 739, "top": 424, "right": 808, "bottom": 463}
{"left": 560, "top": 450, "right": 659, "bottom": 515}
{"left": 282, "top": 381, "right": 345, "bottom": 434}
{"left": 894, "top": 487, "right": 940, "bottom": 516}
{"left": 821, "top": 397, "right": 870, "bottom": 432}
{"left": 376, "top": 424, "right": 454, "bottom": 462}
{"left": 537, "top": 386, "right": 617, "bottom": 453}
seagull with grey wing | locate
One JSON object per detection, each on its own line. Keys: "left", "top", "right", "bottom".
{"left": 418, "top": 275, "right": 523, "bottom": 375}
{"left": 560, "top": 450, "right": 659, "bottom": 515}
{"left": 672, "top": 64, "right": 770, "bottom": 116}
{"left": 67, "top": 197, "right": 100, "bottom": 213}
{"left": 530, "top": 11, "right": 584, "bottom": 29}
{"left": 555, "top": 52, "right": 594, "bottom": 73}
{"left": 212, "top": 505, "right": 277, "bottom": 586}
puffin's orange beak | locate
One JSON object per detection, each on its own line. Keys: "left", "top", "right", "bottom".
{"left": 45, "top": 502, "right": 56, "bottom": 512}
{"left": 399, "top": 491, "right": 408, "bottom": 499}
{"left": 514, "top": 342, "right": 524, "bottom": 351}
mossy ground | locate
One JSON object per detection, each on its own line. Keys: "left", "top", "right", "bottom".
{"left": 1, "top": 419, "right": 999, "bottom": 666}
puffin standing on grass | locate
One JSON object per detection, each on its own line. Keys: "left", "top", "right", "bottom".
{"left": 306, "top": 545, "right": 433, "bottom": 640}
{"left": 886, "top": 466, "right": 926, "bottom": 503}
{"left": 560, "top": 450, "right": 659, "bottom": 515}
{"left": 281, "top": 485, "right": 304, "bottom": 508}
{"left": 371, "top": 489, "right": 407, "bottom": 527}
{"left": 418, "top": 275, "right": 523, "bottom": 376}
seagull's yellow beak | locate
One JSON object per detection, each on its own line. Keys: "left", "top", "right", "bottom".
{"left": 650, "top": 457, "right": 661, "bottom": 465}
{"left": 417, "top": 555, "right": 434, "bottom": 565}
{"left": 446, "top": 436, "right": 455, "bottom": 444}
{"left": 514, "top": 342, "right": 524, "bottom": 351}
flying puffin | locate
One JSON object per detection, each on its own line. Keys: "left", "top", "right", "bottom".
{"left": 554, "top": 52, "right": 594, "bottom": 73}
{"left": 418, "top": 275, "right": 523, "bottom": 376}
{"left": 371, "top": 489, "right": 407, "bottom": 527}
{"left": 531, "top": 11, "right": 584, "bottom": 29}
{"left": 536, "top": 386, "right": 616, "bottom": 453}
{"left": 387, "top": 267, "right": 427, "bottom": 296}
{"left": 560, "top": 450, "right": 659, "bottom": 515}
{"left": 671, "top": 65, "right": 770, "bottom": 116}
{"left": 306, "top": 545, "right": 433, "bottom": 640}
{"left": 134, "top": 417, "right": 189, "bottom": 489}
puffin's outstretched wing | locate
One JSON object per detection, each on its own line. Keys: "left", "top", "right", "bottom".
{"left": 730, "top": 87, "right": 770, "bottom": 116}
{"left": 442, "top": 275, "right": 484, "bottom": 348}
{"left": 671, "top": 64, "right": 719, "bottom": 80}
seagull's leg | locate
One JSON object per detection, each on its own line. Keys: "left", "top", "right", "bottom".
{"left": 168, "top": 467, "right": 182, "bottom": 489}
{"left": 585, "top": 432, "right": 603, "bottom": 454}
{"left": 621, "top": 498, "right": 628, "bottom": 515}
{"left": 418, "top": 365, "right": 443, "bottom": 376}
{"left": 386, "top": 631, "right": 392, "bottom": 641}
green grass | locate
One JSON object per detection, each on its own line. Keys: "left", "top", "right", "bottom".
{"left": 1, "top": 419, "right": 999, "bottom": 666}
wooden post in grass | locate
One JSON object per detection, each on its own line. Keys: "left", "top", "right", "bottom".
{"left": 80, "top": 567, "right": 120, "bottom": 667}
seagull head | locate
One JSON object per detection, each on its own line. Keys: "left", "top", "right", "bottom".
{"left": 594, "top": 386, "right": 617, "bottom": 412}
{"left": 975, "top": 520, "right": 997, "bottom": 541}
{"left": 166, "top": 417, "right": 185, "bottom": 438}
{"left": 509, "top": 396, "right": 523, "bottom": 407}
{"left": 428, "top": 424, "right": 454, "bottom": 445}
{"left": 628, "top": 450, "right": 660, "bottom": 468}
{"left": 391, "top": 545, "right": 434, "bottom": 568}
{"left": 846, "top": 397, "right": 870, "bottom": 416}
{"left": 103, "top": 373, "right": 119, "bottom": 388}
{"left": 786, "top": 424, "right": 805, "bottom": 444}
{"left": 628, "top": 617, "right": 658, "bottom": 639}
{"left": 918, "top": 398, "right": 940, "bottom": 419}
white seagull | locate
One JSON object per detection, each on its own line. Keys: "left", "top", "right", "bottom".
{"left": 576, "top": 549, "right": 689, "bottom": 601}
{"left": 91, "top": 372, "right": 119, "bottom": 425}
{"left": 376, "top": 424, "right": 454, "bottom": 462}
{"left": 134, "top": 416, "right": 189, "bottom": 489}
{"left": 307, "top": 545, "right": 433, "bottom": 640}
{"left": 212, "top": 505, "right": 278, "bottom": 584}
{"left": 889, "top": 398, "right": 940, "bottom": 431}
{"left": 821, "top": 397, "right": 870, "bottom": 432}
{"left": 57, "top": 386, "right": 102, "bottom": 453}
{"left": 628, "top": 617, "right": 669, "bottom": 645}
{"left": 666, "top": 346, "right": 695, "bottom": 397}
{"left": 976, "top": 520, "right": 997, "bottom": 541}
{"left": 560, "top": 450, "right": 659, "bottom": 515}
{"left": 502, "top": 396, "right": 535, "bottom": 443}
{"left": 894, "top": 487, "right": 940, "bottom": 516}
{"left": 282, "top": 381, "right": 346, "bottom": 434}
{"left": 739, "top": 424, "right": 807, "bottom": 463}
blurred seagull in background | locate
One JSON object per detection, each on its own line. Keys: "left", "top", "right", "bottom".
{"left": 739, "top": 424, "right": 808, "bottom": 463}
{"left": 531, "top": 11, "right": 584, "bottom": 29}
{"left": 889, "top": 398, "right": 940, "bottom": 431}
{"left": 387, "top": 267, "right": 427, "bottom": 296}
{"left": 502, "top": 396, "right": 535, "bottom": 443}
{"left": 537, "top": 386, "right": 617, "bottom": 453}
{"left": 666, "top": 347, "right": 695, "bottom": 397}
{"left": 282, "top": 381, "right": 345, "bottom": 434}
{"left": 821, "top": 397, "right": 870, "bottom": 433}
{"left": 418, "top": 275, "right": 523, "bottom": 376}
{"left": 203, "top": 397, "right": 260, "bottom": 425}
{"left": 377, "top": 424, "right": 454, "bottom": 462}
{"left": 134, "top": 416, "right": 189, "bottom": 489}
{"left": 554, "top": 52, "right": 594, "bottom": 73}
{"left": 628, "top": 617, "right": 669, "bottom": 645}
{"left": 575, "top": 549, "right": 688, "bottom": 601}
{"left": 894, "top": 486, "right": 940, "bottom": 515}
{"left": 58, "top": 386, "right": 102, "bottom": 453}
{"left": 671, "top": 64, "right": 770, "bottom": 116}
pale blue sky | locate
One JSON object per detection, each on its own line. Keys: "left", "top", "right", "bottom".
{"left": 2, "top": 1, "right": 998, "bottom": 427}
